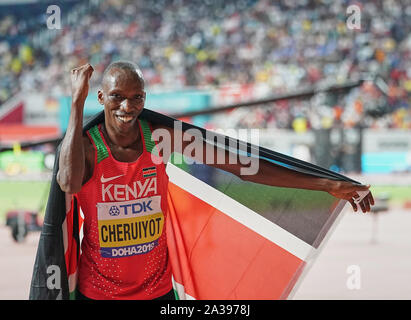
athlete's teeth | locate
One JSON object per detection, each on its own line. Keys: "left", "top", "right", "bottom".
{"left": 118, "top": 116, "right": 133, "bottom": 122}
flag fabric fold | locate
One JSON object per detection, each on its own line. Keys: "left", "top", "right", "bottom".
{"left": 165, "top": 159, "right": 345, "bottom": 300}
{"left": 29, "top": 109, "right": 352, "bottom": 300}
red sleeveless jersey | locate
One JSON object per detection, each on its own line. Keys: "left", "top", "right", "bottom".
{"left": 76, "top": 120, "right": 172, "bottom": 300}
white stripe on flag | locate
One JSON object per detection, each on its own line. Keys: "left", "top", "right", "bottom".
{"left": 166, "top": 163, "right": 314, "bottom": 261}
{"left": 172, "top": 276, "right": 196, "bottom": 300}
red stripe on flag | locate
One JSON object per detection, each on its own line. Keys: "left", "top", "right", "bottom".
{"left": 166, "top": 182, "right": 304, "bottom": 300}
{"left": 64, "top": 197, "right": 77, "bottom": 278}
{"left": 64, "top": 196, "right": 83, "bottom": 283}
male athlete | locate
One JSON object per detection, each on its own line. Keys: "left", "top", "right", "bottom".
{"left": 57, "top": 61, "right": 374, "bottom": 300}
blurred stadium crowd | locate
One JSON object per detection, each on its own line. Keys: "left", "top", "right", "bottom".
{"left": 0, "top": 0, "right": 410, "bottom": 131}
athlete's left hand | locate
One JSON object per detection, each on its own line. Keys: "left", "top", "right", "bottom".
{"left": 327, "top": 181, "right": 375, "bottom": 213}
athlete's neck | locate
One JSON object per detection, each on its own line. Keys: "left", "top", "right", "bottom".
{"left": 102, "top": 122, "right": 141, "bottom": 149}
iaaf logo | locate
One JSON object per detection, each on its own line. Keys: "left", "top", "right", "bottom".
{"left": 109, "top": 206, "right": 120, "bottom": 216}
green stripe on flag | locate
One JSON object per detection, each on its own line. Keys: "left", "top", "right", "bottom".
{"left": 69, "top": 290, "right": 76, "bottom": 300}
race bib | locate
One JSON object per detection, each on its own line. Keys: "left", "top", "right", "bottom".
{"left": 96, "top": 195, "right": 164, "bottom": 258}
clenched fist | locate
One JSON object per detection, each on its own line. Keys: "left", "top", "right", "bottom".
{"left": 71, "top": 63, "right": 94, "bottom": 106}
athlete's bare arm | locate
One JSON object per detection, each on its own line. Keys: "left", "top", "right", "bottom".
{"left": 56, "top": 61, "right": 373, "bottom": 212}
{"left": 57, "top": 64, "right": 94, "bottom": 193}
{"left": 151, "top": 123, "right": 374, "bottom": 213}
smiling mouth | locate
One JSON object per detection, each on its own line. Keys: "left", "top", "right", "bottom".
{"left": 115, "top": 114, "right": 135, "bottom": 123}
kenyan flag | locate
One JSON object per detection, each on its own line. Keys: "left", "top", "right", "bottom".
{"left": 166, "top": 157, "right": 346, "bottom": 300}
{"left": 29, "top": 109, "right": 356, "bottom": 300}
{"left": 143, "top": 166, "right": 157, "bottom": 178}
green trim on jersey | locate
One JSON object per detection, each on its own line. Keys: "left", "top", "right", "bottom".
{"left": 139, "top": 119, "right": 159, "bottom": 156}
{"left": 88, "top": 125, "right": 109, "bottom": 163}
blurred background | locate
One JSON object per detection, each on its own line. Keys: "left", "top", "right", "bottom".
{"left": 0, "top": 0, "right": 410, "bottom": 299}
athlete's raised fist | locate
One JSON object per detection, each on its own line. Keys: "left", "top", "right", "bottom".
{"left": 71, "top": 63, "right": 94, "bottom": 106}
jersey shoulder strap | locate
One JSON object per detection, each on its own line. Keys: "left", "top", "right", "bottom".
{"left": 87, "top": 125, "right": 109, "bottom": 163}
{"left": 138, "top": 119, "right": 159, "bottom": 156}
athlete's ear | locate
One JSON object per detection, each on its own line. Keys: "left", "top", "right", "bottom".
{"left": 97, "top": 89, "right": 104, "bottom": 106}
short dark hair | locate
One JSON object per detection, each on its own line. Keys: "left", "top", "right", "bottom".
{"left": 102, "top": 60, "right": 145, "bottom": 86}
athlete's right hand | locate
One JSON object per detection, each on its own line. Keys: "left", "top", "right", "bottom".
{"left": 71, "top": 63, "right": 94, "bottom": 106}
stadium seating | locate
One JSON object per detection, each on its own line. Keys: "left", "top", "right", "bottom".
{"left": 0, "top": 0, "right": 410, "bottom": 130}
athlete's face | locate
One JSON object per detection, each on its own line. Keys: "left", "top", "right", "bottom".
{"left": 98, "top": 68, "right": 146, "bottom": 134}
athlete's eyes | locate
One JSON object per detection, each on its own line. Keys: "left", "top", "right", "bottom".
{"left": 109, "top": 93, "right": 124, "bottom": 102}
{"left": 110, "top": 94, "right": 143, "bottom": 101}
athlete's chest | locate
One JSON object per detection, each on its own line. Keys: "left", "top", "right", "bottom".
{"left": 108, "top": 142, "right": 144, "bottom": 163}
